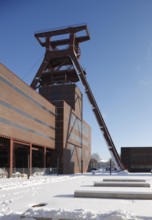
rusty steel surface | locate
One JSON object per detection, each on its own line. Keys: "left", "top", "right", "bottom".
{"left": 31, "top": 24, "right": 124, "bottom": 171}
{"left": 31, "top": 24, "right": 90, "bottom": 88}
{"left": 34, "top": 23, "right": 90, "bottom": 47}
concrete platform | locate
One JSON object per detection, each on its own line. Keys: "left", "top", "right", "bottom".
{"left": 21, "top": 218, "right": 71, "bottom": 220}
{"left": 21, "top": 216, "right": 73, "bottom": 220}
{"left": 94, "top": 181, "right": 150, "bottom": 187}
{"left": 102, "top": 178, "right": 146, "bottom": 182}
{"left": 74, "top": 190, "right": 152, "bottom": 199}
{"left": 21, "top": 218, "right": 52, "bottom": 220}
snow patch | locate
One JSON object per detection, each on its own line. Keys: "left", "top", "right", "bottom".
{"left": 22, "top": 208, "right": 141, "bottom": 220}
{"left": 0, "top": 174, "right": 152, "bottom": 219}
{"left": 118, "top": 170, "right": 129, "bottom": 176}
{"left": 0, "top": 200, "right": 12, "bottom": 216}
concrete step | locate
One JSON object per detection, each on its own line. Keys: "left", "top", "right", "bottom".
{"left": 94, "top": 181, "right": 150, "bottom": 187}
{"left": 21, "top": 216, "right": 74, "bottom": 220}
{"left": 74, "top": 190, "right": 152, "bottom": 199}
{"left": 102, "top": 178, "right": 146, "bottom": 182}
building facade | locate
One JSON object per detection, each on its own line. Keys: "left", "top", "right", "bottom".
{"left": 39, "top": 84, "right": 91, "bottom": 174}
{"left": 0, "top": 64, "right": 56, "bottom": 176}
{"left": 121, "top": 147, "right": 152, "bottom": 172}
{"left": 0, "top": 64, "right": 91, "bottom": 176}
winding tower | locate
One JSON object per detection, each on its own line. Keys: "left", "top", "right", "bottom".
{"left": 30, "top": 24, "right": 124, "bottom": 171}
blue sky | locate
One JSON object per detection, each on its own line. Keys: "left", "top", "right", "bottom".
{"left": 1, "top": 0, "right": 152, "bottom": 160}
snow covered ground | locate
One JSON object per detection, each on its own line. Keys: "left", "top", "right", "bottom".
{"left": 0, "top": 172, "right": 152, "bottom": 219}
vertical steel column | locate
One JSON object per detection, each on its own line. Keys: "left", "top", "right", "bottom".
{"left": 9, "top": 138, "right": 13, "bottom": 177}
{"left": 30, "top": 143, "right": 32, "bottom": 175}
{"left": 43, "top": 147, "right": 46, "bottom": 168}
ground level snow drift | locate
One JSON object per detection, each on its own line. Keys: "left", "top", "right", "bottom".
{"left": 0, "top": 173, "right": 152, "bottom": 219}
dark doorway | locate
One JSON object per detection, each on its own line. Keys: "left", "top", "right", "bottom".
{"left": 32, "top": 146, "right": 43, "bottom": 168}
{"left": 14, "top": 144, "right": 29, "bottom": 168}
{"left": 0, "top": 138, "right": 9, "bottom": 168}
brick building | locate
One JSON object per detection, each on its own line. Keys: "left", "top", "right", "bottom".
{"left": 0, "top": 64, "right": 91, "bottom": 176}
{"left": 121, "top": 147, "right": 152, "bottom": 172}
{"left": 40, "top": 84, "right": 91, "bottom": 174}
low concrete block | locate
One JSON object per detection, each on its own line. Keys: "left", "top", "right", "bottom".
{"left": 74, "top": 190, "right": 152, "bottom": 199}
{"left": 20, "top": 216, "right": 51, "bottom": 220}
{"left": 102, "top": 178, "right": 146, "bottom": 182}
{"left": 21, "top": 216, "right": 75, "bottom": 220}
{"left": 94, "top": 181, "right": 150, "bottom": 187}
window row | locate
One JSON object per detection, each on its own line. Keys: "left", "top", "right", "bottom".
{"left": 0, "top": 76, "right": 55, "bottom": 116}
{"left": 0, "top": 100, "right": 55, "bottom": 130}
{"left": 0, "top": 117, "right": 54, "bottom": 141}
